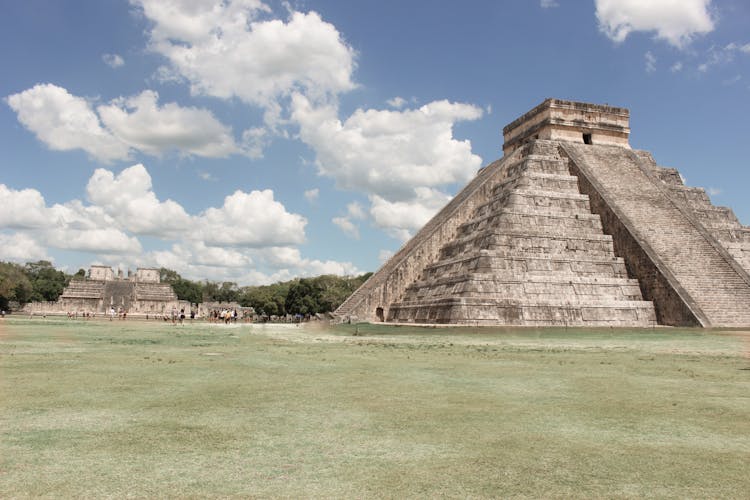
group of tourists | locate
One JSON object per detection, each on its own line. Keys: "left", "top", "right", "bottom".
{"left": 207, "top": 308, "right": 239, "bottom": 324}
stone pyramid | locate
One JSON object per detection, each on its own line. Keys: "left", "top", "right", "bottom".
{"left": 336, "top": 99, "right": 750, "bottom": 327}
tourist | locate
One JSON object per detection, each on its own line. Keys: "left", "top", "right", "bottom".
{"left": 109, "top": 306, "right": 115, "bottom": 321}
{"left": 179, "top": 308, "right": 185, "bottom": 325}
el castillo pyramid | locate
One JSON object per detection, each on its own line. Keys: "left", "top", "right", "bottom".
{"left": 334, "top": 99, "right": 750, "bottom": 327}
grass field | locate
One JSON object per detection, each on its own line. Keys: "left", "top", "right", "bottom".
{"left": 1, "top": 318, "right": 749, "bottom": 498}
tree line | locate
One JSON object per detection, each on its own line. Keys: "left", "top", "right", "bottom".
{"left": 0, "top": 260, "right": 371, "bottom": 316}
{"left": 159, "top": 267, "right": 372, "bottom": 316}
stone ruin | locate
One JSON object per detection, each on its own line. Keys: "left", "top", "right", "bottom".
{"left": 335, "top": 99, "right": 750, "bottom": 327}
{"left": 25, "top": 265, "right": 187, "bottom": 317}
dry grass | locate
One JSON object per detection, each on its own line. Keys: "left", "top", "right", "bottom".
{"left": 1, "top": 318, "right": 749, "bottom": 498}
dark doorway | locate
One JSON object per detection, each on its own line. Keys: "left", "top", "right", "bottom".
{"left": 583, "top": 133, "right": 593, "bottom": 145}
{"left": 375, "top": 307, "right": 385, "bottom": 322}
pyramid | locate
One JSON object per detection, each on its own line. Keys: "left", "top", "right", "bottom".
{"left": 335, "top": 99, "right": 750, "bottom": 327}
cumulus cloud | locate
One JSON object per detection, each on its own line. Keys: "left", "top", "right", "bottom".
{"left": 86, "top": 164, "right": 191, "bottom": 236}
{"left": 0, "top": 162, "right": 353, "bottom": 284}
{"left": 5, "top": 83, "right": 130, "bottom": 163}
{"left": 0, "top": 183, "right": 142, "bottom": 255}
{"left": 369, "top": 188, "right": 452, "bottom": 242}
{"left": 86, "top": 164, "right": 307, "bottom": 247}
{"left": 292, "top": 94, "right": 482, "bottom": 201}
{"left": 133, "top": 0, "right": 356, "bottom": 126}
{"left": 97, "top": 90, "right": 241, "bottom": 158}
{"left": 197, "top": 189, "right": 307, "bottom": 247}
{"left": 0, "top": 185, "right": 52, "bottom": 229}
{"left": 102, "top": 53, "right": 125, "bottom": 68}
{"left": 251, "top": 246, "right": 360, "bottom": 281}
{"left": 595, "top": 0, "right": 715, "bottom": 48}
{"left": 292, "top": 95, "right": 481, "bottom": 239}
{"left": 0, "top": 232, "right": 50, "bottom": 262}
{"left": 6, "top": 84, "right": 252, "bottom": 161}
{"left": 645, "top": 51, "right": 657, "bottom": 73}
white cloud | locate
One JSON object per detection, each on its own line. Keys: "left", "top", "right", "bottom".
{"left": 387, "top": 96, "right": 407, "bottom": 108}
{"left": 595, "top": 0, "right": 715, "bottom": 48}
{"left": 97, "top": 90, "right": 241, "bottom": 158}
{"left": 252, "top": 246, "right": 359, "bottom": 278}
{"left": 0, "top": 184, "right": 51, "bottom": 229}
{"left": 5, "top": 83, "right": 130, "bottom": 163}
{"left": 240, "top": 127, "right": 269, "bottom": 159}
{"left": 292, "top": 95, "right": 481, "bottom": 240}
{"left": 332, "top": 216, "right": 359, "bottom": 239}
{"left": 7, "top": 84, "right": 252, "bottom": 161}
{"left": 698, "top": 44, "right": 737, "bottom": 73}
{"left": 102, "top": 53, "right": 125, "bottom": 68}
{"left": 671, "top": 61, "right": 684, "bottom": 72}
{"left": 45, "top": 227, "right": 142, "bottom": 254}
{"left": 87, "top": 164, "right": 307, "bottom": 247}
{"left": 196, "top": 189, "right": 307, "bottom": 247}
{"left": 0, "top": 232, "right": 50, "bottom": 262}
{"left": 0, "top": 183, "right": 142, "bottom": 255}
{"left": 347, "top": 202, "right": 365, "bottom": 219}
{"left": 707, "top": 187, "right": 722, "bottom": 196}
{"left": 86, "top": 164, "right": 191, "bottom": 236}
{"left": 725, "top": 42, "right": 750, "bottom": 54}
{"left": 540, "top": 0, "right": 559, "bottom": 8}
{"left": 134, "top": 0, "right": 356, "bottom": 126}
{"left": 292, "top": 95, "right": 483, "bottom": 201}
{"left": 645, "top": 51, "right": 657, "bottom": 73}
{"left": 304, "top": 188, "right": 319, "bottom": 203}
{"left": 332, "top": 202, "right": 366, "bottom": 239}
{"left": 369, "top": 188, "right": 452, "bottom": 242}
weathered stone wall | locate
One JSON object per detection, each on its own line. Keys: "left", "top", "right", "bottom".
{"left": 561, "top": 145, "right": 701, "bottom": 326}
{"left": 503, "top": 99, "right": 630, "bottom": 154}
{"left": 135, "top": 268, "right": 160, "bottom": 283}
{"left": 335, "top": 147, "right": 527, "bottom": 322}
{"left": 561, "top": 142, "right": 750, "bottom": 327}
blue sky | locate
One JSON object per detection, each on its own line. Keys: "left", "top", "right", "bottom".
{"left": 1, "top": 0, "right": 749, "bottom": 284}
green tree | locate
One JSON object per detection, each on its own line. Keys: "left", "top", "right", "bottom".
{"left": 285, "top": 279, "right": 320, "bottom": 315}
{"left": 73, "top": 268, "right": 86, "bottom": 280}
{"left": 25, "top": 260, "right": 69, "bottom": 302}
{"left": 159, "top": 267, "right": 181, "bottom": 284}
{"left": 0, "top": 261, "right": 33, "bottom": 310}
{"left": 172, "top": 278, "right": 203, "bottom": 304}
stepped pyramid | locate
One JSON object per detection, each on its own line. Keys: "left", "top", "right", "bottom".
{"left": 335, "top": 99, "right": 750, "bottom": 327}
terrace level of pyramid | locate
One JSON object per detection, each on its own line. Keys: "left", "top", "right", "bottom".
{"left": 335, "top": 99, "right": 750, "bottom": 327}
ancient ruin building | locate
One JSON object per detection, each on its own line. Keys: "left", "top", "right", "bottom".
{"left": 25, "top": 266, "right": 186, "bottom": 316}
{"left": 335, "top": 99, "right": 750, "bottom": 327}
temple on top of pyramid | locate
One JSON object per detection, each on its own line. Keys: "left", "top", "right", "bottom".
{"left": 335, "top": 98, "right": 750, "bottom": 328}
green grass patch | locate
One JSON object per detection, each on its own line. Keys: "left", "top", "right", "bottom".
{"left": 1, "top": 318, "right": 749, "bottom": 498}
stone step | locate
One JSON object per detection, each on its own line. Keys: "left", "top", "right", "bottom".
{"left": 422, "top": 252, "right": 628, "bottom": 280}
{"left": 456, "top": 209, "right": 603, "bottom": 238}
{"left": 563, "top": 142, "right": 750, "bottom": 326}
{"left": 404, "top": 274, "right": 644, "bottom": 302}
{"left": 440, "top": 231, "right": 616, "bottom": 261}
{"left": 388, "top": 298, "right": 656, "bottom": 326}
{"left": 491, "top": 172, "right": 581, "bottom": 196}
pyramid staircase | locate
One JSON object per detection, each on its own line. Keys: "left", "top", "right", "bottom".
{"left": 387, "top": 142, "right": 657, "bottom": 326}
{"left": 562, "top": 143, "right": 750, "bottom": 327}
